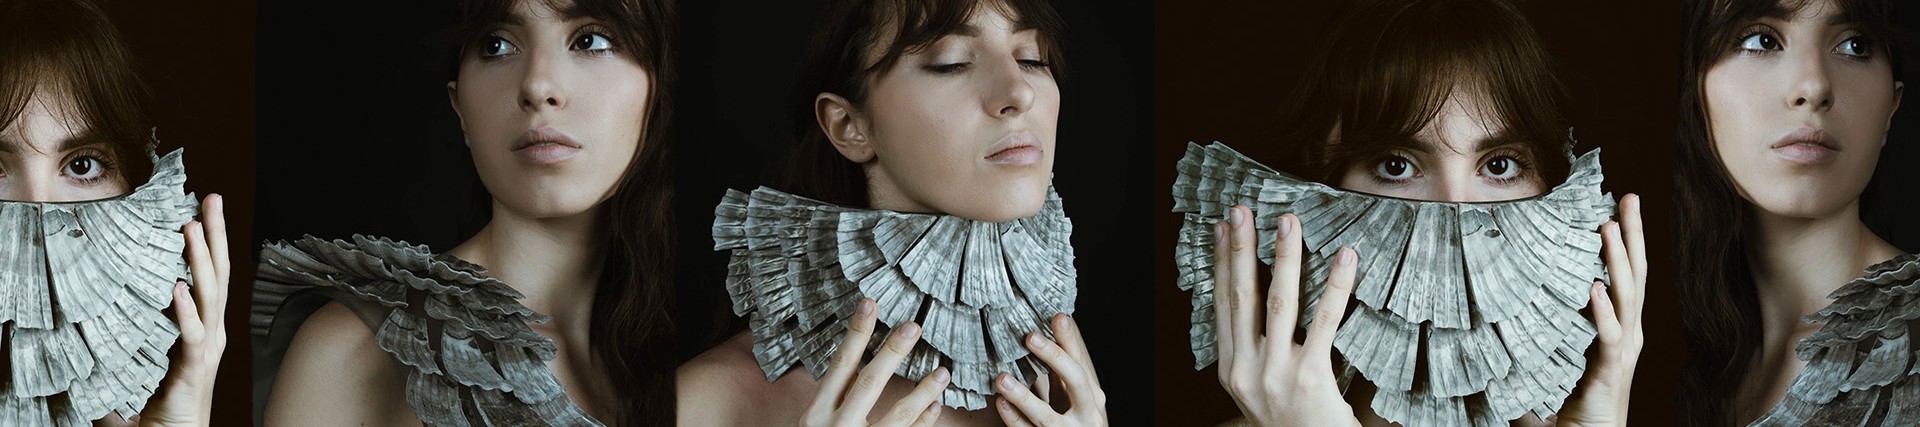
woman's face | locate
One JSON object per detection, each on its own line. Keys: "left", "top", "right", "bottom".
{"left": 838, "top": 6, "right": 1061, "bottom": 222}
{"left": 1335, "top": 86, "right": 1548, "bottom": 202}
{"left": 450, "top": 0, "right": 651, "bottom": 220}
{"left": 1704, "top": 0, "right": 1901, "bottom": 218}
{"left": 0, "top": 87, "right": 131, "bottom": 202}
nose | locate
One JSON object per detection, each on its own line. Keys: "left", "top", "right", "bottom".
{"left": 1787, "top": 49, "right": 1834, "bottom": 112}
{"left": 986, "top": 60, "right": 1036, "bottom": 119}
{"left": 519, "top": 50, "right": 568, "bottom": 111}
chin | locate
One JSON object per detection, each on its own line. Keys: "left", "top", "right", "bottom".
{"left": 948, "top": 180, "right": 1050, "bottom": 223}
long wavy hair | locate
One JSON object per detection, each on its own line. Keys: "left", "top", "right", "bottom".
{"left": 451, "top": 0, "right": 679, "bottom": 424}
{"left": 1676, "top": 0, "right": 1902, "bottom": 424}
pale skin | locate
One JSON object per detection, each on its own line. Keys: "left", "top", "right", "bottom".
{"left": 1214, "top": 85, "right": 1647, "bottom": 427}
{"left": 0, "top": 87, "right": 231, "bottom": 426}
{"left": 677, "top": 5, "right": 1106, "bottom": 427}
{"left": 1698, "top": 0, "right": 1905, "bottom": 422}
{"left": 264, "top": 0, "right": 652, "bottom": 424}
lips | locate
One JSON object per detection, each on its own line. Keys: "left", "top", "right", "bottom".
{"left": 985, "top": 131, "right": 1043, "bottom": 166}
{"left": 1769, "top": 127, "right": 1840, "bottom": 165}
{"left": 513, "top": 127, "right": 582, "bottom": 165}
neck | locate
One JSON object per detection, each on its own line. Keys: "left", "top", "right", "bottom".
{"left": 1748, "top": 201, "right": 1900, "bottom": 321}
{"left": 449, "top": 203, "right": 604, "bottom": 318}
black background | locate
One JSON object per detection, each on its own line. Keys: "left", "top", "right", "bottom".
{"left": 255, "top": 0, "right": 1155, "bottom": 422}
{"left": 1151, "top": 1, "right": 1682, "bottom": 425}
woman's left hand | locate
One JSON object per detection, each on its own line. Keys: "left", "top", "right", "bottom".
{"left": 1556, "top": 193, "right": 1646, "bottom": 427}
{"left": 114, "top": 194, "right": 230, "bottom": 427}
{"left": 993, "top": 314, "right": 1108, "bottom": 427}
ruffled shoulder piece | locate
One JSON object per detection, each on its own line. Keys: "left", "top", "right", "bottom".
{"left": 0, "top": 148, "right": 195, "bottom": 424}
{"left": 1753, "top": 253, "right": 1920, "bottom": 426}
{"left": 711, "top": 185, "right": 1076, "bottom": 410}
{"left": 250, "top": 235, "right": 601, "bottom": 427}
{"left": 1171, "top": 142, "right": 1614, "bottom": 426}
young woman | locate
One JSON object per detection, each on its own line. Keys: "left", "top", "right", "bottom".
{"left": 1676, "top": 0, "right": 1911, "bottom": 425}
{"left": 1183, "top": 0, "right": 1647, "bottom": 425}
{"left": 679, "top": 0, "right": 1108, "bottom": 425}
{"left": 0, "top": 0, "right": 229, "bottom": 424}
{"left": 254, "top": 0, "right": 677, "bottom": 424}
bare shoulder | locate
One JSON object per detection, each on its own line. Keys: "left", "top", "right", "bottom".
{"left": 678, "top": 333, "right": 815, "bottom": 426}
{"left": 265, "top": 301, "right": 419, "bottom": 426}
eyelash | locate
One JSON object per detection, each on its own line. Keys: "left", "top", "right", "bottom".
{"left": 922, "top": 58, "right": 1055, "bottom": 75}
{"left": 64, "top": 151, "right": 117, "bottom": 185}
{"left": 1362, "top": 150, "right": 1536, "bottom": 185}
{"left": 473, "top": 26, "right": 619, "bottom": 61}
{"left": 1733, "top": 25, "right": 1878, "bottom": 62}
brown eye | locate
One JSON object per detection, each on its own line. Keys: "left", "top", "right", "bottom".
{"left": 1373, "top": 156, "right": 1416, "bottom": 181}
{"left": 65, "top": 156, "right": 104, "bottom": 180}
{"left": 479, "top": 36, "right": 517, "bottom": 58}
{"left": 571, "top": 33, "right": 613, "bottom": 52}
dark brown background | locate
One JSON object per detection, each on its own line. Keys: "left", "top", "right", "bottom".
{"left": 101, "top": 0, "right": 257, "bottom": 425}
{"left": 1151, "top": 1, "right": 1681, "bottom": 425}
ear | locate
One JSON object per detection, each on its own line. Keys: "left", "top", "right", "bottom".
{"left": 815, "top": 92, "right": 874, "bottom": 163}
{"left": 447, "top": 81, "right": 467, "bottom": 134}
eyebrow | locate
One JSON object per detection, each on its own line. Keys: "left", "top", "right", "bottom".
{"left": 0, "top": 134, "right": 113, "bottom": 156}
{"left": 1400, "top": 131, "right": 1526, "bottom": 156}
{"left": 1760, "top": 3, "right": 1852, "bottom": 27}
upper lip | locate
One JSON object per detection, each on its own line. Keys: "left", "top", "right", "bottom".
{"left": 513, "top": 127, "right": 582, "bottom": 151}
{"left": 985, "top": 130, "right": 1039, "bottom": 158}
{"left": 1771, "top": 127, "right": 1840, "bottom": 151}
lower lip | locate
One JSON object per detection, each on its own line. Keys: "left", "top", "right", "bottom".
{"left": 1772, "top": 143, "right": 1836, "bottom": 165}
{"left": 515, "top": 143, "right": 580, "bottom": 164}
{"left": 986, "top": 146, "right": 1041, "bottom": 165}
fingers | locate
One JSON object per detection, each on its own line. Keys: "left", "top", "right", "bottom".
{"left": 1302, "top": 247, "right": 1357, "bottom": 360}
{"left": 203, "top": 194, "right": 231, "bottom": 286}
{"left": 1211, "top": 221, "right": 1236, "bottom": 377}
{"left": 1050, "top": 314, "right": 1096, "bottom": 386}
{"left": 905, "top": 403, "right": 943, "bottom": 427}
{"left": 1025, "top": 332, "right": 1102, "bottom": 410}
{"left": 996, "top": 398, "right": 1036, "bottom": 427}
{"left": 881, "top": 368, "right": 949, "bottom": 426}
{"left": 995, "top": 373, "right": 1058, "bottom": 426}
{"left": 183, "top": 221, "right": 221, "bottom": 334}
{"left": 171, "top": 281, "right": 204, "bottom": 363}
{"left": 1600, "top": 221, "right": 1635, "bottom": 324}
{"left": 1266, "top": 213, "right": 1302, "bottom": 346}
{"left": 1588, "top": 281, "right": 1622, "bottom": 348}
{"left": 1228, "top": 205, "right": 1261, "bottom": 363}
{"left": 841, "top": 322, "right": 922, "bottom": 419}
{"left": 1620, "top": 194, "right": 1648, "bottom": 323}
{"left": 811, "top": 299, "right": 878, "bottom": 418}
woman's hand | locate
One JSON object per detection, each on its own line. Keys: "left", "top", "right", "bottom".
{"left": 1556, "top": 194, "right": 1647, "bottom": 427}
{"left": 992, "top": 314, "right": 1107, "bottom": 426}
{"left": 803, "top": 298, "right": 951, "bottom": 427}
{"left": 121, "top": 194, "right": 230, "bottom": 427}
{"left": 1215, "top": 205, "right": 1361, "bottom": 427}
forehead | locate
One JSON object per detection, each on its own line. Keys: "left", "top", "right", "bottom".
{"left": 0, "top": 87, "right": 89, "bottom": 153}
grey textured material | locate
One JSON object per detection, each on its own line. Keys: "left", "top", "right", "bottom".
{"left": 712, "top": 186, "right": 1077, "bottom": 410}
{"left": 0, "top": 148, "right": 194, "bottom": 424}
{"left": 251, "top": 235, "right": 600, "bottom": 427}
{"left": 1751, "top": 253, "right": 1920, "bottom": 426}
{"left": 1171, "top": 142, "right": 1613, "bottom": 426}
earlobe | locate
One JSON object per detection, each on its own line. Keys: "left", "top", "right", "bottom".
{"left": 447, "top": 81, "right": 469, "bottom": 136}
{"left": 816, "top": 93, "right": 874, "bottom": 163}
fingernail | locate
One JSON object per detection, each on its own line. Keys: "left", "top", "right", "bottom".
{"left": 998, "top": 374, "right": 1018, "bottom": 389}
{"left": 858, "top": 299, "right": 875, "bottom": 316}
{"left": 1338, "top": 247, "right": 1356, "bottom": 265}
{"left": 1214, "top": 222, "right": 1226, "bottom": 245}
{"left": 1027, "top": 333, "right": 1045, "bottom": 348}
{"left": 898, "top": 322, "right": 920, "bottom": 337}
{"left": 1229, "top": 206, "right": 1245, "bottom": 226}
{"left": 1278, "top": 214, "right": 1293, "bottom": 239}
{"left": 934, "top": 367, "right": 951, "bottom": 383}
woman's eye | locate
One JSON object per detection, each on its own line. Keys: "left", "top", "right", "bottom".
{"left": 65, "top": 156, "right": 104, "bottom": 181}
{"left": 571, "top": 33, "right": 613, "bottom": 52}
{"left": 1018, "top": 59, "right": 1053, "bottom": 71}
{"left": 924, "top": 63, "right": 969, "bottom": 74}
{"left": 1738, "top": 33, "right": 1780, "bottom": 52}
{"left": 1837, "top": 36, "right": 1873, "bottom": 57}
{"left": 1373, "top": 156, "right": 1416, "bottom": 181}
{"left": 1481, "top": 156, "right": 1523, "bottom": 180}
{"left": 480, "top": 36, "right": 517, "bottom": 58}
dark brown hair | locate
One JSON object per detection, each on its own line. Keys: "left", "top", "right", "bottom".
{"left": 0, "top": 0, "right": 154, "bottom": 185}
{"left": 1270, "top": 0, "right": 1571, "bottom": 187}
{"left": 777, "top": 0, "right": 1067, "bottom": 206}
{"left": 451, "top": 0, "right": 678, "bottom": 424}
{"left": 1677, "top": 0, "right": 1902, "bottom": 424}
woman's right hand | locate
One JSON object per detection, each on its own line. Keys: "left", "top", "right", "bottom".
{"left": 803, "top": 298, "right": 952, "bottom": 427}
{"left": 1214, "top": 205, "right": 1361, "bottom": 427}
